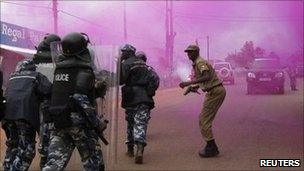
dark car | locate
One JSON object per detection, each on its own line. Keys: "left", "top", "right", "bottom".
{"left": 246, "top": 58, "right": 285, "bottom": 94}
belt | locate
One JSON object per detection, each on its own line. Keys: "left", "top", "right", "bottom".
{"left": 205, "top": 83, "right": 223, "bottom": 92}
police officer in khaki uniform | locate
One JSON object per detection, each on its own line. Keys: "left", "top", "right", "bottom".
{"left": 179, "top": 45, "right": 226, "bottom": 157}
{"left": 287, "top": 64, "right": 298, "bottom": 91}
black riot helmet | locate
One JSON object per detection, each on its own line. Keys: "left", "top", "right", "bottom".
{"left": 121, "top": 44, "right": 136, "bottom": 54}
{"left": 121, "top": 44, "right": 136, "bottom": 60}
{"left": 37, "top": 33, "right": 61, "bottom": 52}
{"left": 16, "top": 59, "right": 36, "bottom": 72}
{"left": 135, "top": 51, "right": 147, "bottom": 62}
{"left": 62, "top": 32, "right": 90, "bottom": 57}
{"left": 34, "top": 33, "right": 61, "bottom": 64}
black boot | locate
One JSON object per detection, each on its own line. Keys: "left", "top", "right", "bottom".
{"left": 199, "top": 139, "right": 219, "bottom": 158}
{"left": 99, "top": 164, "right": 105, "bottom": 171}
{"left": 135, "top": 143, "right": 144, "bottom": 164}
{"left": 126, "top": 144, "right": 134, "bottom": 157}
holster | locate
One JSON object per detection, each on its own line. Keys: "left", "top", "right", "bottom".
{"left": 122, "top": 86, "right": 134, "bottom": 100}
{"left": 48, "top": 105, "right": 72, "bottom": 128}
{"left": 41, "top": 101, "right": 52, "bottom": 123}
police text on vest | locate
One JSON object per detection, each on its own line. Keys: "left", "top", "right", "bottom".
{"left": 55, "top": 74, "right": 69, "bottom": 82}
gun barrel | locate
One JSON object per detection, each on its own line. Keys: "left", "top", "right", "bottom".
{"left": 183, "top": 86, "right": 200, "bottom": 96}
{"left": 99, "top": 135, "right": 109, "bottom": 145}
{"left": 183, "top": 86, "right": 193, "bottom": 96}
{"left": 70, "top": 94, "right": 109, "bottom": 145}
{"left": 183, "top": 89, "right": 190, "bottom": 95}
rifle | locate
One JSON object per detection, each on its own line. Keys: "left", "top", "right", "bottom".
{"left": 97, "top": 119, "right": 109, "bottom": 145}
{"left": 183, "top": 85, "right": 201, "bottom": 96}
{"left": 70, "top": 94, "right": 109, "bottom": 145}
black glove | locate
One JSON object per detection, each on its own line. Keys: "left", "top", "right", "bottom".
{"left": 95, "top": 79, "right": 108, "bottom": 99}
{"left": 94, "top": 116, "right": 109, "bottom": 145}
{"left": 95, "top": 116, "right": 108, "bottom": 134}
{"left": 0, "top": 96, "right": 6, "bottom": 121}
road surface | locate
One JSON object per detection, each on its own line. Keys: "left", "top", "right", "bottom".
{"left": 1, "top": 76, "right": 303, "bottom": 170}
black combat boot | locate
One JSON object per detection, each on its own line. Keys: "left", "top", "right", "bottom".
{"left": 99, "top": 164, "right": 105, "bottom": 171}
{"left": 126, "top": 144, "right": 134, "bottom": 157}
{"left": 135, "top": 143, "right": 144, "bottom": 164}
{"left": 199, "top": 139, "right": 219, "bottom": 158}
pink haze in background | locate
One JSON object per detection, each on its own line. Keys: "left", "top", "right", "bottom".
{"left": 1, "top": 0, "right": 303, "bottom": 79}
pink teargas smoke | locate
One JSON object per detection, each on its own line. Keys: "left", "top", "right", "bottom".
{"left": 1, "top": 1, "right": 302, "bottom": 80}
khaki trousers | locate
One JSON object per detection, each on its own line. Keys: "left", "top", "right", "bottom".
{"left": 199, "top": 85, "right": 226, "bottom": 141}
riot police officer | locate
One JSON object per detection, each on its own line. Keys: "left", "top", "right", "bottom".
{"left": 34, "top": 33, "right": 61, "bottom": 65}
{"left": 0, "top": 68, "right": 5, "bottom": 121}
{"left": 135, "top": 51, "right": 147, "bottom": 62}
{"left": 42, "top": 32, "right": 106, "bottom": 171}
{"left": 2, "top": 59, "right": 52, "bottom": 171}
{"left": 33, "top": 33, "right": 61, "bottom": 169}
{"left": 135, "top": 51, "right": 160, "bottom": 97}
{"left": 120, "top": 45, "right": 155, "bottom": 164}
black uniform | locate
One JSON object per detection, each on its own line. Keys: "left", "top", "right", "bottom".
{"left": 50, "top": 58, "right": 95, "bottom": 128}
{"left": 0, "top": 69, "right": 5, "bottom": 121}
{"left": 121, "top": 55, "right": 154, "bottom": 109}
{"left": 5, "top": 70, "right": 51, "bottom": 129}
{"left": 42, "top": 57, "right": 104, "bottom": 171}
{"left": 3, "top": 62, "right": 52, "bottom": 171}
{"left": 33, "top": 33, "right": 61, "bottom": 169}
{"left": 120, "top": 44, "right": 155, "bottom": 164}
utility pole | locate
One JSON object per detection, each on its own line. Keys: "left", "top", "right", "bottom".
{"left": 195, "top": 39, "right": 199, "bottom": 46}
{"left": 207, "top": 35, "right": 210, "bottom": 62}
{"left": 52, "top": 0, "right": 58, "bottom": 34}
{"left": 165, "top": 1, "right": 175, "bottom": 76}
{"left": 169, "top": 0, "right": 174, "bottom": 70}
{"left": 123, "top": 1, "right": 127, "bottom": 42}
{"left": 165, "top": 0, "right": 169, "bottom": 64}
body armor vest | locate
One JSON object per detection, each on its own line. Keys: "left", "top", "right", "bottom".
{"left": 51, "top": 58, "right": 94, "bottom": 108}
{"left": 4, "top": 71, "right": 40, "bottom": 129}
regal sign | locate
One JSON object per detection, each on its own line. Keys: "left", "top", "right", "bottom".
{"left": 1, "top": 21, "right": 45, "bottom": 50}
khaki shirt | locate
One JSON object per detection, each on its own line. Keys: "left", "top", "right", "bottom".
{"left": 192, "top": 57, "right": 222, "bottom": 91}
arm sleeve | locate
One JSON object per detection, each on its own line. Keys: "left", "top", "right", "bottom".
{"left": 0, "top": 70, "right": 3, "bottom": 89}
{"left": 0, "top": 70, "right": 3, "bottom": 97}
{"left": 120, "top": 62, "right": 129, "bottom": 85}
{"left": 37, "top": 73, "right": 52, "bottom": 100}
{"left": 196, "top": 61, "right": 210, "bottom": 75}
{"left": 75, "top": 70, "right": 95, "bottom": 95}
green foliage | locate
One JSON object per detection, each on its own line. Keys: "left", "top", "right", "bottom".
{"left": 225, "top": 41, "right": 267, "bottom": 67}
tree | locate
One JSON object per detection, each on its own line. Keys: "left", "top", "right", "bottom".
{"left": 226, "top": 41, "right": 272, "bottom": 67}
{"left": 239, "top": 41, "right": 255, "bottom": 67}
{"left": 225, "top": 51, "right": 248, "bottom": 67}
{"left": 254, "top": 47, "right": 266, "bottom": 58}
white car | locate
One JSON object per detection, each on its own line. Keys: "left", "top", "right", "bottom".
{"left": 213, "top": 62, "right": 235, "bottom": 84}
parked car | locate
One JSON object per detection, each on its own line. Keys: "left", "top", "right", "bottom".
{"left": 246, "top": 58, "right": 285, "bottom": 94}
{"left": 213, "top": 62, "right": 235, "bottom": 84}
